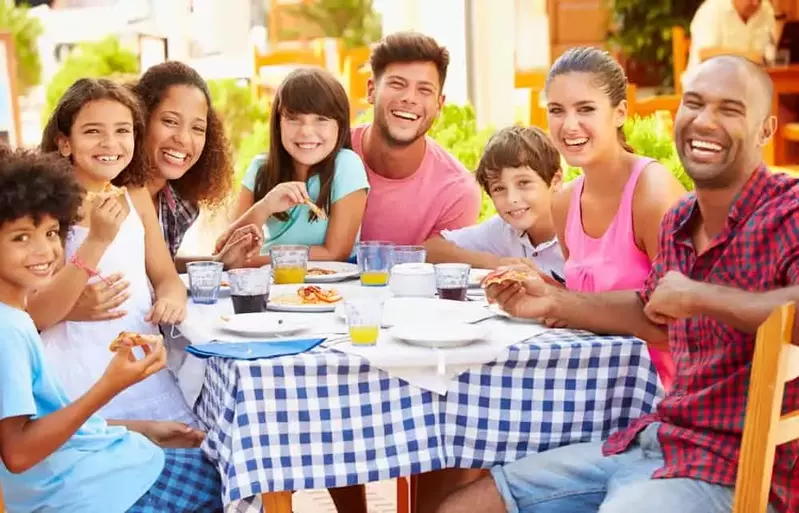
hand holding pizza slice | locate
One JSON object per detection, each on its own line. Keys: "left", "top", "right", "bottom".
{"left": 481, "top": 266, "right": 562, "bottom": 322}
{"left": 108, "top": 331, "right": 164, "bottom": 352}
{"left": 481, "top": 267, "right": 543, "bottom": 288}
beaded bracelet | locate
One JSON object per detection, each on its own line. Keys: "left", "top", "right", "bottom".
{"left": 70, "top": 255, "right": 112, "bottom": 286}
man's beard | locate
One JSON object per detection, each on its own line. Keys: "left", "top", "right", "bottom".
{"left": 374, "top": 110, "right": 428, "bottom": 147}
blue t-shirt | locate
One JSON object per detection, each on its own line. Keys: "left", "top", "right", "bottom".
{"left": 242, "top": 148, "right": 370, "bottom": 255}
{"left": 0, "top": 302, "right": 164, "bottom": 513}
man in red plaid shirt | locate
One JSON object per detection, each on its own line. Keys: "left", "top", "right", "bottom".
{"left": 438, "top": 55, "right": 799, "bottom": 513}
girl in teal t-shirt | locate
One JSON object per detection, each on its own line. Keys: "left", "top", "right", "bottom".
{"left": 220, "top": 68, "right": 369, "bottom": 265}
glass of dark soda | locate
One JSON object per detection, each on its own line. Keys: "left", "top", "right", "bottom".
{"left": 228, "top": 267, "right": 271, "bottom": 314}
{"left": 434, "top": 263, "right": 471, "bottom": 301}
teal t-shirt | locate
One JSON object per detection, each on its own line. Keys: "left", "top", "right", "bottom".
{"left": 242, "top": 148, "right": 370, "bottom": 255}
{"left": 0, "top": 302, "right": 164, "bottom": 512}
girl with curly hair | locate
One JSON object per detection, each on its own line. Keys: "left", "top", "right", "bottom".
{"left": 29, "top": 78, "right": 195, "bottom": 425}
{"left": 131, "top": 61, "right": 259, "bottom": 271}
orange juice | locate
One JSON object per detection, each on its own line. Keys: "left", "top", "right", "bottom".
{"left": 349, "top": 325, "right": 379, "bottom": 345}
{"left": 360, "top": 270, "right": 389, "bottom": 286}
{"left": 273, "top": 266, "right": 307, "bottom": 284}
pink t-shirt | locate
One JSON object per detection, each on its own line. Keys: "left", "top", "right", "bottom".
{"left": 352, "top": 125, "right": 481, "bottom": 245}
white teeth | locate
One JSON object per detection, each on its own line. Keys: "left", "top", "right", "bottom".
{"left": 29, "top": 263, "right": 50, "bottom": 271}
{"left": 565, "top": 138, "right": 588, "bottom": 146}
{"left": 690, "top": 139, "right": 722, "bottom": 152}
{"left": 507, "top": 208, "right": 529, "bottom": 218}
{"left": 391, "top": 110, "right": 419, "bottom": 121}
{"left": 163, "top": 150, "right": 187, "bottom": 161}
{"left": 97, "top": 155, "right": 119, "bottom": 162}
{"left": 296, "top": 143, "right": 319, "bottom": 149}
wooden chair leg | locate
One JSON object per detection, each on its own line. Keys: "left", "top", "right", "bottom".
{"left": 397, "top": 477, "right": 410, "bottom": 513}
{"left": 410, "top": 474, "right": 418, "bottom": 513}
{"left": 262, "top": 491, "right": 292, "bottom": 513}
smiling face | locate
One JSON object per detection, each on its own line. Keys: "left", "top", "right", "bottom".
{"left": 280, "top": 111, "right": 339, "bottom": 170}
{"left": 368, "top": 61, "right": 444, "bottom": 146}
{"left": 145, "top": 84, "right": 208, "bottom": 181}
{"left": 546, "top": 72, "right": 626, "bottom": 168}
{"left": 56, "top": 99, "right": 134, "bottom": 189}
{"left": 0, "top": 215, "right": 62, "bottom": 303}
{"left": 674, "top": 59, "right": 773, "bottom": 188}
{"left": 487, "top": 166, "right": 557, "bottom": 233}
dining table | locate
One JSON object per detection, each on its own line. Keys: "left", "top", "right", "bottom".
{"left": 173, "top": 270, "right": 664, "bottom": 513}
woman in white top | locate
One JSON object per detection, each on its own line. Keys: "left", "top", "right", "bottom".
{"left": 28, "top": 78, "right": 192, "bottom": 424}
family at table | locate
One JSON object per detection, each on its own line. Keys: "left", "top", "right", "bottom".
{"left": 0, "top": 24, "right": 797, "bottom": 513}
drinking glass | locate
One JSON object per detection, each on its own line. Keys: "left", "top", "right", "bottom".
{"left": 228, "top": 267, "right": 271, "bottom": 314}
{"left": 357, "top": 241, "right": 393, "bottom": 286}
{"left": 434, "top": 263, "right": 471, "bottom": 301}
{"left": 269, "top": 245, "right": 309, "bottom": 284}
{"left": 391, "top": 245, "right": 427, "bottom": 266}
{"left": 186, "top": 261, "right": 224, "bottom": 304}
{"left": 343, "top": 298, "right": 384, "bottom": 346}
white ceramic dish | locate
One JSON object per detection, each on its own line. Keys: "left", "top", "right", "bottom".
{"left": 217, "top": 313, "right": 308, "bottom": 337}
{"left": 469, "top": 268, "right": 491, "bottom": 288}
{"left": 303, "top": 262, "right": 359, "bottom": 283}
{"left": 390, "top": 322, "right": 488, "bottom": 348}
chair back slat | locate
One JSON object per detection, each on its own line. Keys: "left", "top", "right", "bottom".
{"left": 733, "top": 302, "right": 796, "bottom": 513}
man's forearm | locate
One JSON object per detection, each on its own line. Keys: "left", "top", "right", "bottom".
{"left": 551, "top": 289, "right": 668, "bottom": 349}
{"left": 692, "top": 284, "right": 799, "bottom": 338}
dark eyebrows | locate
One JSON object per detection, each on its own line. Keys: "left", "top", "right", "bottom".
{"left": 162, "top": 109, "right": 206, "bottom": 125}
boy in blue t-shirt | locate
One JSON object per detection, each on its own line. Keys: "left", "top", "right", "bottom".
{"left": 0, "top": 150, "right": 222, "bottom": 513}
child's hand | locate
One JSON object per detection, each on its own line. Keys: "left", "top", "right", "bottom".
{"left": 140, "top": 421, "right": 206, "bottom": 448}
{"left": 261, "top": 181, "right": 310, "bottom": 215}
{"left": 214, "top": 225, "right": 263, "bottom": 269}
{"left": 101, "top": 336, "right": 166, "bottom": 394}
{"left": 87, "top": 196, "right": 128, "bottom": 245}
{"left": 66, "top": 273, "right": 130, "bottom": 321}
{"left": 146, "top": 297, "right": 186, "bottom": 325}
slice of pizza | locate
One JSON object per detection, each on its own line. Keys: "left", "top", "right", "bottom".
{"left": 297, "top": 286, "right": 342, "bottom": 304}
{"left": 481, "top": 267, "right": 541, "bottom": 288}
{"left": 87, "top": 183, "right": 127, "bottom": 203}
{"left": 108, "top": 331, "right": 164, "bottom": 352}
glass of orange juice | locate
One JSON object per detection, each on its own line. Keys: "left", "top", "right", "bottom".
{"left": 357, "top": 241, "right": 393, "bottom": 286}
{"left": 343, "top": 298, "right": 383, "bottom": 346}
{"left": 269, "top": 245, "right": 309, "bottom": 284}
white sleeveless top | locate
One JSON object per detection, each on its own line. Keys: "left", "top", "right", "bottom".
{"left": 40, "top": 192, "right": 195, "bottom": 424}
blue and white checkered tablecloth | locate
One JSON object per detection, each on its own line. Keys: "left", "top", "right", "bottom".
{"left": 196, "top": 329, "right": 662, "bottom": 510}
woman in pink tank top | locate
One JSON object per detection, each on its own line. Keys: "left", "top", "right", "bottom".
{"left": 545, "top": 48, "right": 686, "bottom": 390}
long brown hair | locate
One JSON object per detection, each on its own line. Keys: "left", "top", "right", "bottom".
{"left": 546, "top": 47, "right": 634, "bottom": 153}
{"left": 40, "top": 78, "right": 149, "bottom": 187}
{"left": 132, "top": 61, "right": 233, "bottom": 207}
{"left": 253, "top": 67, "right": 351, "bottom": 222}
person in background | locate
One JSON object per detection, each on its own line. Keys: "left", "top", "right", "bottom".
{"left": 687, "top": 0, "right": 777, "bottom": 70}
{"left": 0, "top": 149, "right": 220, "bottom": 513}
{"left": 354, "top": 31, "right": 482, "bottom": 245}
{"left": 437, "top": 53, "right": 795, "bottom": 513}
{"left": 545, "top": 47, "right": 687, "bottom": 390}
{"left": 425, "top": 125, "right": 565, "bottom": 280}
{"left": 216, "top": 67, "right": 369, "bottom": 267}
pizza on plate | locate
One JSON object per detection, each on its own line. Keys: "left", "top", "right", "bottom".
{"left": 481, "top": 267, "right": 541, "bottom": 288}
{"left": 87, "top": 183, "right": 127, "bottom": 203}
{"left": 108, "top": 331, "right": 163, "bottom": 352}
{"left": 272, "top": 286, "right": 343, "bottom": 305}
{"left": 307, "top": 267, "right": 337, "bottom": 276}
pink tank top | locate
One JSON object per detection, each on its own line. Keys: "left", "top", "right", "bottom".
{"left": 563, "top": 157, "right": 675, "bottom": 390}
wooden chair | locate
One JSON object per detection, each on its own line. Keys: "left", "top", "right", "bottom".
{"left": 672, "top": 26, "right": 690, "bottom": 95}
{"left": 732, "top": 302, "right": 799, "bottom": 513}
{"left": 1, "top": 486, "right": 4, "bottom": 512}
{"left": 251, "top": 46, "right": 326, "bottom": 98}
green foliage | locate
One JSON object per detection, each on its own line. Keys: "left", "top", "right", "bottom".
{"left": 564, "top": 114, "right": 693, "bottom": 191}
{"left": 43, "top": 37, "right": 139, "bottom": 124}
{"left": 607, "top": 0, "right": 702, "bottom": 88}
{"left": 282, "top": 0, "right": 382, "bottom": 48}
{"left": 0, "top": 2, "right": 43, "bottom": 94}
{"left": 207, "top": 78, "right": 270, "bottom": 158}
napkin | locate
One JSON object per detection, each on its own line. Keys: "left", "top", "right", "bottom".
{"left": 186, "top": 338, "right": 325, "bottom": 361}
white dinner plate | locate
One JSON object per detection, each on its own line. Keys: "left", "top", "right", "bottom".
{"left": 303, "top": 261, "right": 360, "bottom": 283}
{"left": 390, "top": 322, "right": 488, "bottom": 348}
{"left": 217, "top": 313, "right": 308, "bottom": 337}
{"left": 469, "top": 268, "right": 491, "bottom": 288}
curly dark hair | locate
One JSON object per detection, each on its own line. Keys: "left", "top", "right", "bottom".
{"left": 132, "top": 61, "right": 233, "bottom": 207}
{"left": 254, "top": 67, "right": 351, "bottom": 222}
{"left": 40, "top": 77, "right": 149, "bottom": 188}
{"left": 0, "top": 148, "right": 83, "bottom": 241}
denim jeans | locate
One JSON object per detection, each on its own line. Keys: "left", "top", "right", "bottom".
{"left": 490, "top": 423, "right": 777, "bottom": 513}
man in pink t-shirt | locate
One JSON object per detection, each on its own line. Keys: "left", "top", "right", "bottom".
{"left": 354, "top": 32, "right": 481, "bottom": 245}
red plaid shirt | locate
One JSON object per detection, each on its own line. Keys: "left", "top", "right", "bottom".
{"left": 602, "top": 167, "right": 799, "bottom": 513}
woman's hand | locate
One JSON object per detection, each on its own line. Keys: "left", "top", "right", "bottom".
{"left": 65, "top": 273, "right": 130, "bottom": 321}
{"left": 214, "top": 225, "right": 263, "bottom": 269}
